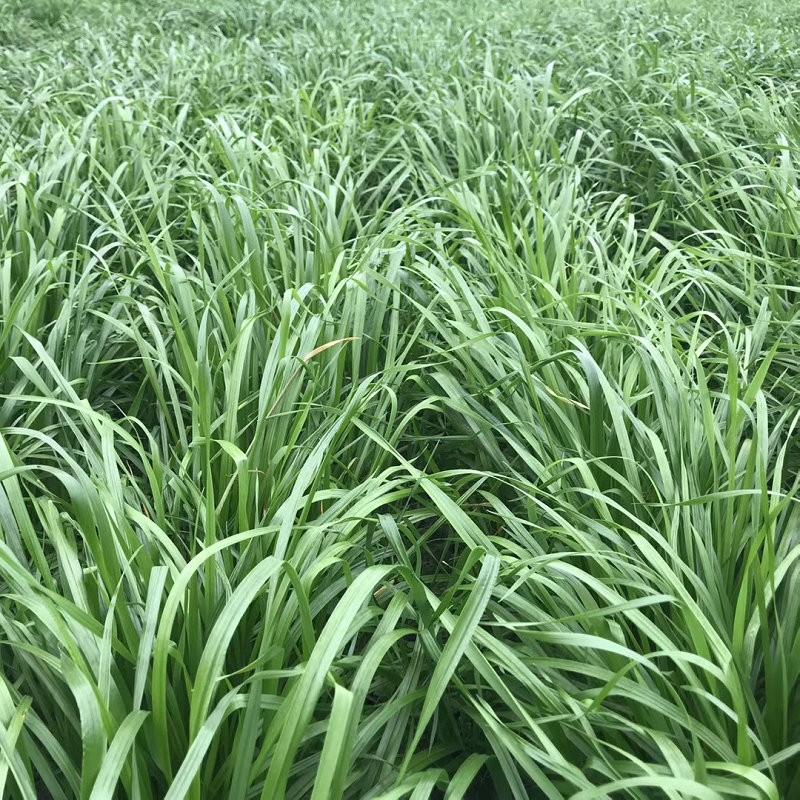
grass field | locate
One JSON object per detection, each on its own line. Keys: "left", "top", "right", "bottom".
{"left": 1, "top": 0, "right": 799, "bottom": 797}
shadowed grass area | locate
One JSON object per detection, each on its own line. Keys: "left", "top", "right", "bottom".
{"left": 0, "top": 0, "right": 799, "bottom": 797}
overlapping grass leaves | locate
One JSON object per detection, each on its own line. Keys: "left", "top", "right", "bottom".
{"left": 0, "top": 0, "right": 799, "bottom": 797}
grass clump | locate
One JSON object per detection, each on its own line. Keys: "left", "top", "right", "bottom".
{"left": 0, "top": 0, "right": 799, "bottom": 798}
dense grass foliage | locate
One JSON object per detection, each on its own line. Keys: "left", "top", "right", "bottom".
{"left": 1, "top": 0, "right": 800, "bottom": 797}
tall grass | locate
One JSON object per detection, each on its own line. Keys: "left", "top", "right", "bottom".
{"left": 1, "top": 0, "right": 799, "bottom": 797}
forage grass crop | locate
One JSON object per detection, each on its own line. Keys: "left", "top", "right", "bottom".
{"left": 0, "top": 0, "right": 799, "bottom": 798}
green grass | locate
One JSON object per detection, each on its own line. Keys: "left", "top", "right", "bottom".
{"left": 1, "top": 0, "right": 799, "bottom": 797}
